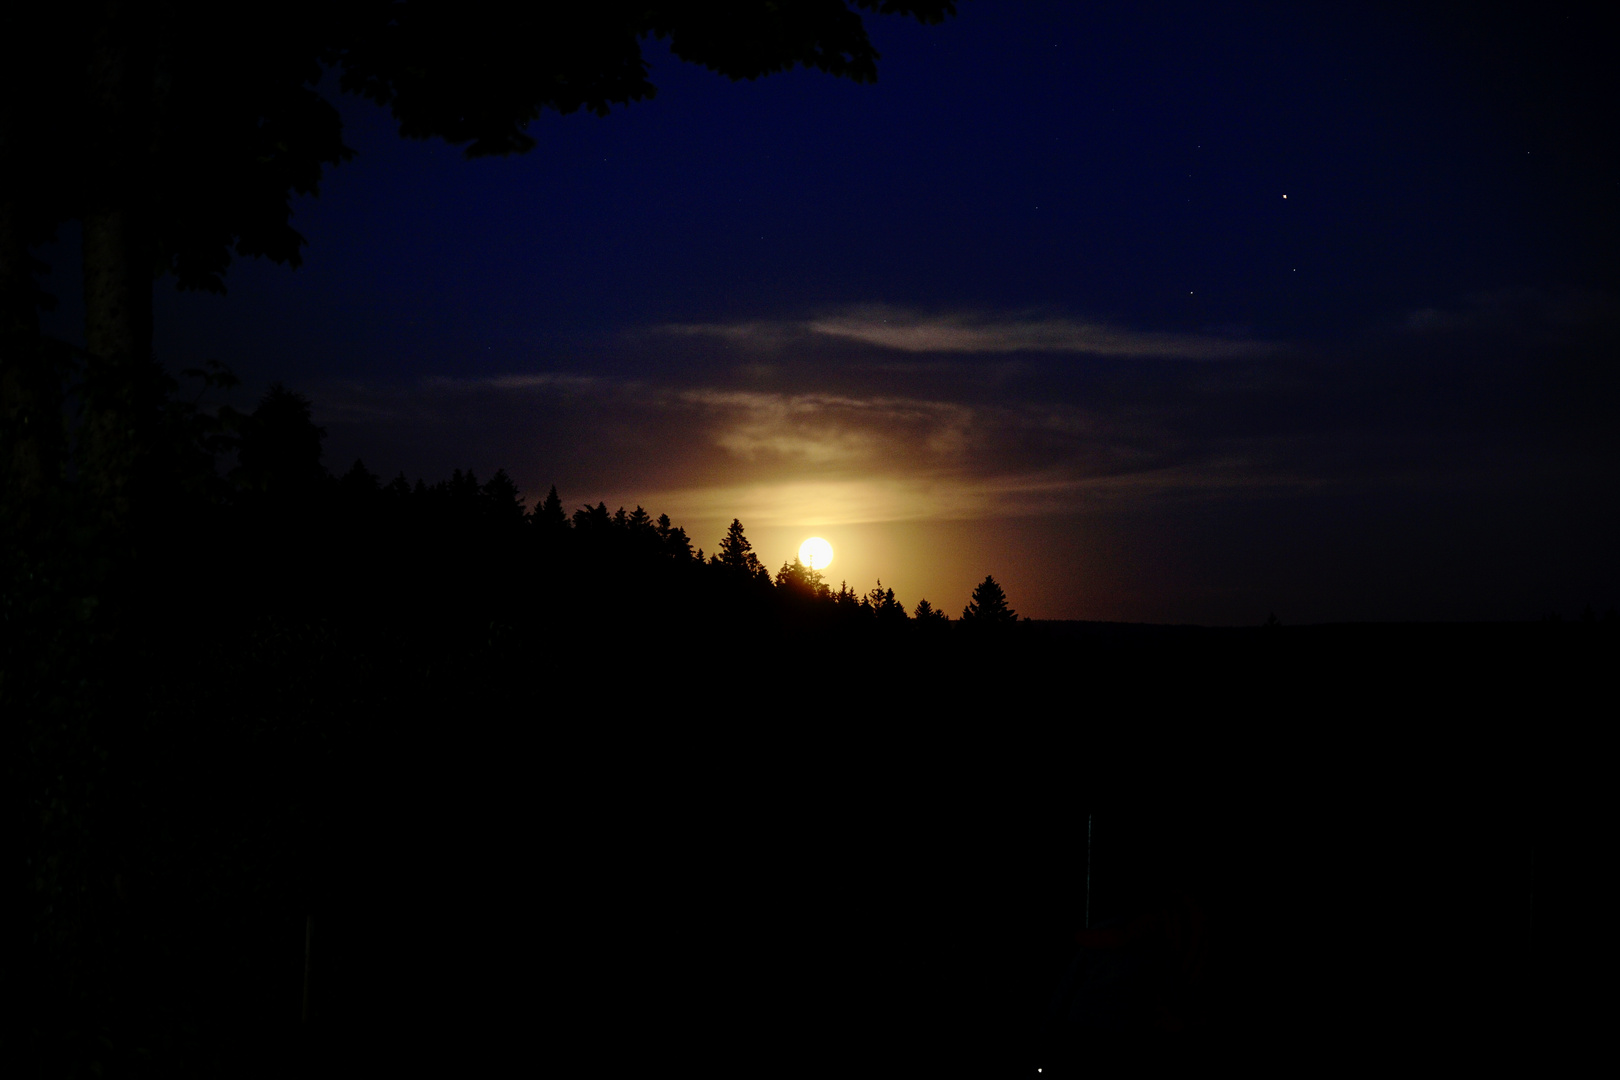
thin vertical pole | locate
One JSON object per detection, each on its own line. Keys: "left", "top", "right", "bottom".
{"left": 302, "top": 913, "right": 313, "bottom": 1025}
{"left": 1085, "top": 812, "right": 1094, "bottom": 930}
{"left": 1528, "top": 827, "right": 1535, "bottom": 970}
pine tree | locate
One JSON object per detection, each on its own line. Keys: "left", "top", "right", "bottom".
{"left": 651, "top": 513, "right": 688, "bottom": 560}
{"left": 340, "top": 458, "right": 380, "bottom": 498}
{"left": 961, "top": 575, "right": 1016, "bottom": 625}
{"left": 572, "top": 501, "right": 611, "bottom": 535}
{"left": 776, "top": 556, "right": 828, "bottom": 600}
{"left": 868, "top": 580, "right": 908, "bottom": 623}
{"left": 718, "top": 518, "right": 750, "bottom": 567}
{"left": 717, "top": 518, "right": 765, "bottom": 578}
{"left": 534, "top": 485, "right": 567, "bottom": 533}
{"left": 480, "top": 468, "right": 526, "bottom": 527}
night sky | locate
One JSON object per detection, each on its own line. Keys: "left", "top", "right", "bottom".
{"left": 39, "top": 0, "right": 1618, "bottom": 623}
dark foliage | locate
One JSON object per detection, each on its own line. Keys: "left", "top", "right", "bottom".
{"left": 4, "top": 373, "right": 1609, "bottom": 1078}
{"left": 962, "top": 572, "right": 1017, "bottom": 625}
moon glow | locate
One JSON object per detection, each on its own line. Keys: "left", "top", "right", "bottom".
{"left": 799, "top": 537, "right": 834, "bottom": 571}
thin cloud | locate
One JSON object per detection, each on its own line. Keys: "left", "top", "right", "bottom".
{"left": 312, "top": 363, "right": 1418, "bottom": 534}
{"left": 422, "top": 373, "right": 604, "bottom": 393}
{"left": 676, "top": 388, "right": 978, "bottom": 471}
{"left": 626, "top": 457, "right": 1333, "bottom": 532}
{"left": 659, "top": 304, "right": 1276, "bottom": 359}
{"left": 653, "top": 321, "right": 804, "bottom": 352}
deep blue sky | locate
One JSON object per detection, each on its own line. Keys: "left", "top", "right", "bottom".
{"left": 40, "top": 0, "right": 1619, "bottom": 622}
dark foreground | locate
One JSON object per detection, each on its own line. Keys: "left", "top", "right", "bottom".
{"left": 12, "top": 614, "right": 1610, "bottom": 1078}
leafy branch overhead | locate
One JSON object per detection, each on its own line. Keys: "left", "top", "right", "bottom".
{"left": 4, "top": 2, "right": 956, "bottom": 294}
{"left": 0, "top": 1, "right": 957, "bottom": 538}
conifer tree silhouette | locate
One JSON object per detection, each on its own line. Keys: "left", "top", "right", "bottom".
{"left": 339, "top": 458, "right": 380, "bottom": 498}
{"left": 961, "top": 575, "right": 1016, "bottom": 625}
{"left": 868, "top": 580, "right": 908, "bottom": 623}
{"left": 776, "top": 556, "right": 829, "bottom": 601}
{"left": 534, "top": 485, "right": 567, "bottom": 534}
{"left": 573, "top": 501, "right": 611, "bottom": 535}
{"left": 717, "top": 518, "right": 766, "bottom": 579}
{"left": 654, "top": 513, "right": 694, "bottom": 562}
{"left": 481, "top": 468, "right": 526, "bottom": 528}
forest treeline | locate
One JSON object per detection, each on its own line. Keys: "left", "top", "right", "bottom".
{"left": 3, "top": 351, "right": 1026, "bottom": 719}
{"left": 40, "top": 378, "right": 1021, "bottom": 645}
{"left": 4, "top": 375, "right": 1035, "bottom": 1079}
{"left": 246, "top": 385, "right": 1014, "bottom": 636}
{"left": 6, "top": 378, "right": 1612, "bottom": 1080}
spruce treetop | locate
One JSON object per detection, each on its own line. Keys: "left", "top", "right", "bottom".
{"left": 961, "top": 574, "right": 1016, "bottom": 625}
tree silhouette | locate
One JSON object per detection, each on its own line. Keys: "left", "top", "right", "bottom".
{"left": 481, "top": 468, "right": 526, "bottom": 528}
{"left": 19, "top": 368, "right": 1608, "bottom": 1080}
{"left": 961, "top": 575, "right": 1017, "bottom": 625}
{"left": 655, "top": 512, "right": 694, "bottom": 562}
{"left": 776, "top": 556, "right": 830, "bottom": 602}
{"left": 717, "top": 518, "right": 766, "bottom": 579}
{"left": 829, "top": 579, "right": 866, "bottom": 625}
{"left": 1, "top": 1, "right": 956, "bottom": 523}
{"left": 573, "top": 501, "right": 612, "bottom": 535}
{"left": 533, "top": 485, "right": 568, "bottom": 537}
{"left": 868, "top": 580, "right": 908, "bottom": 624}
{"left": 232, "top": 383, "right": 326, "bottom": 500}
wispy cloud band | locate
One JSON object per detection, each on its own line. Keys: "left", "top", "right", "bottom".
{"left": 660, "top": 304, "right": 1275, "bottom": 359}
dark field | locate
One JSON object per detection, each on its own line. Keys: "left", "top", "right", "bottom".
{"left": 17, "top": 609, "right": 1605, "bottom": 1077}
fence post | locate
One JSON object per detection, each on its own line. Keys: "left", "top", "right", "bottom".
{"left": 1085, "top": 811, "right": 1094, "bottom": 930}
{"left": 302, "top": 913, "right": 313, "bottom": 1025}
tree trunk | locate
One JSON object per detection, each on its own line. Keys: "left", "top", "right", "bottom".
{"left": 77, "top": 1, "right": 162, "bottom": 528}
{"left": 0, "top": 196, "right": 65, "bottom": 526}
{"left": 80, "top": 205, "right": 161, "bottom": 523}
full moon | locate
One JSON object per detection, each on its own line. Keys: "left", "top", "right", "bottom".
{"left": 799, "top": 537, "right": 834, "bottom": 571}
